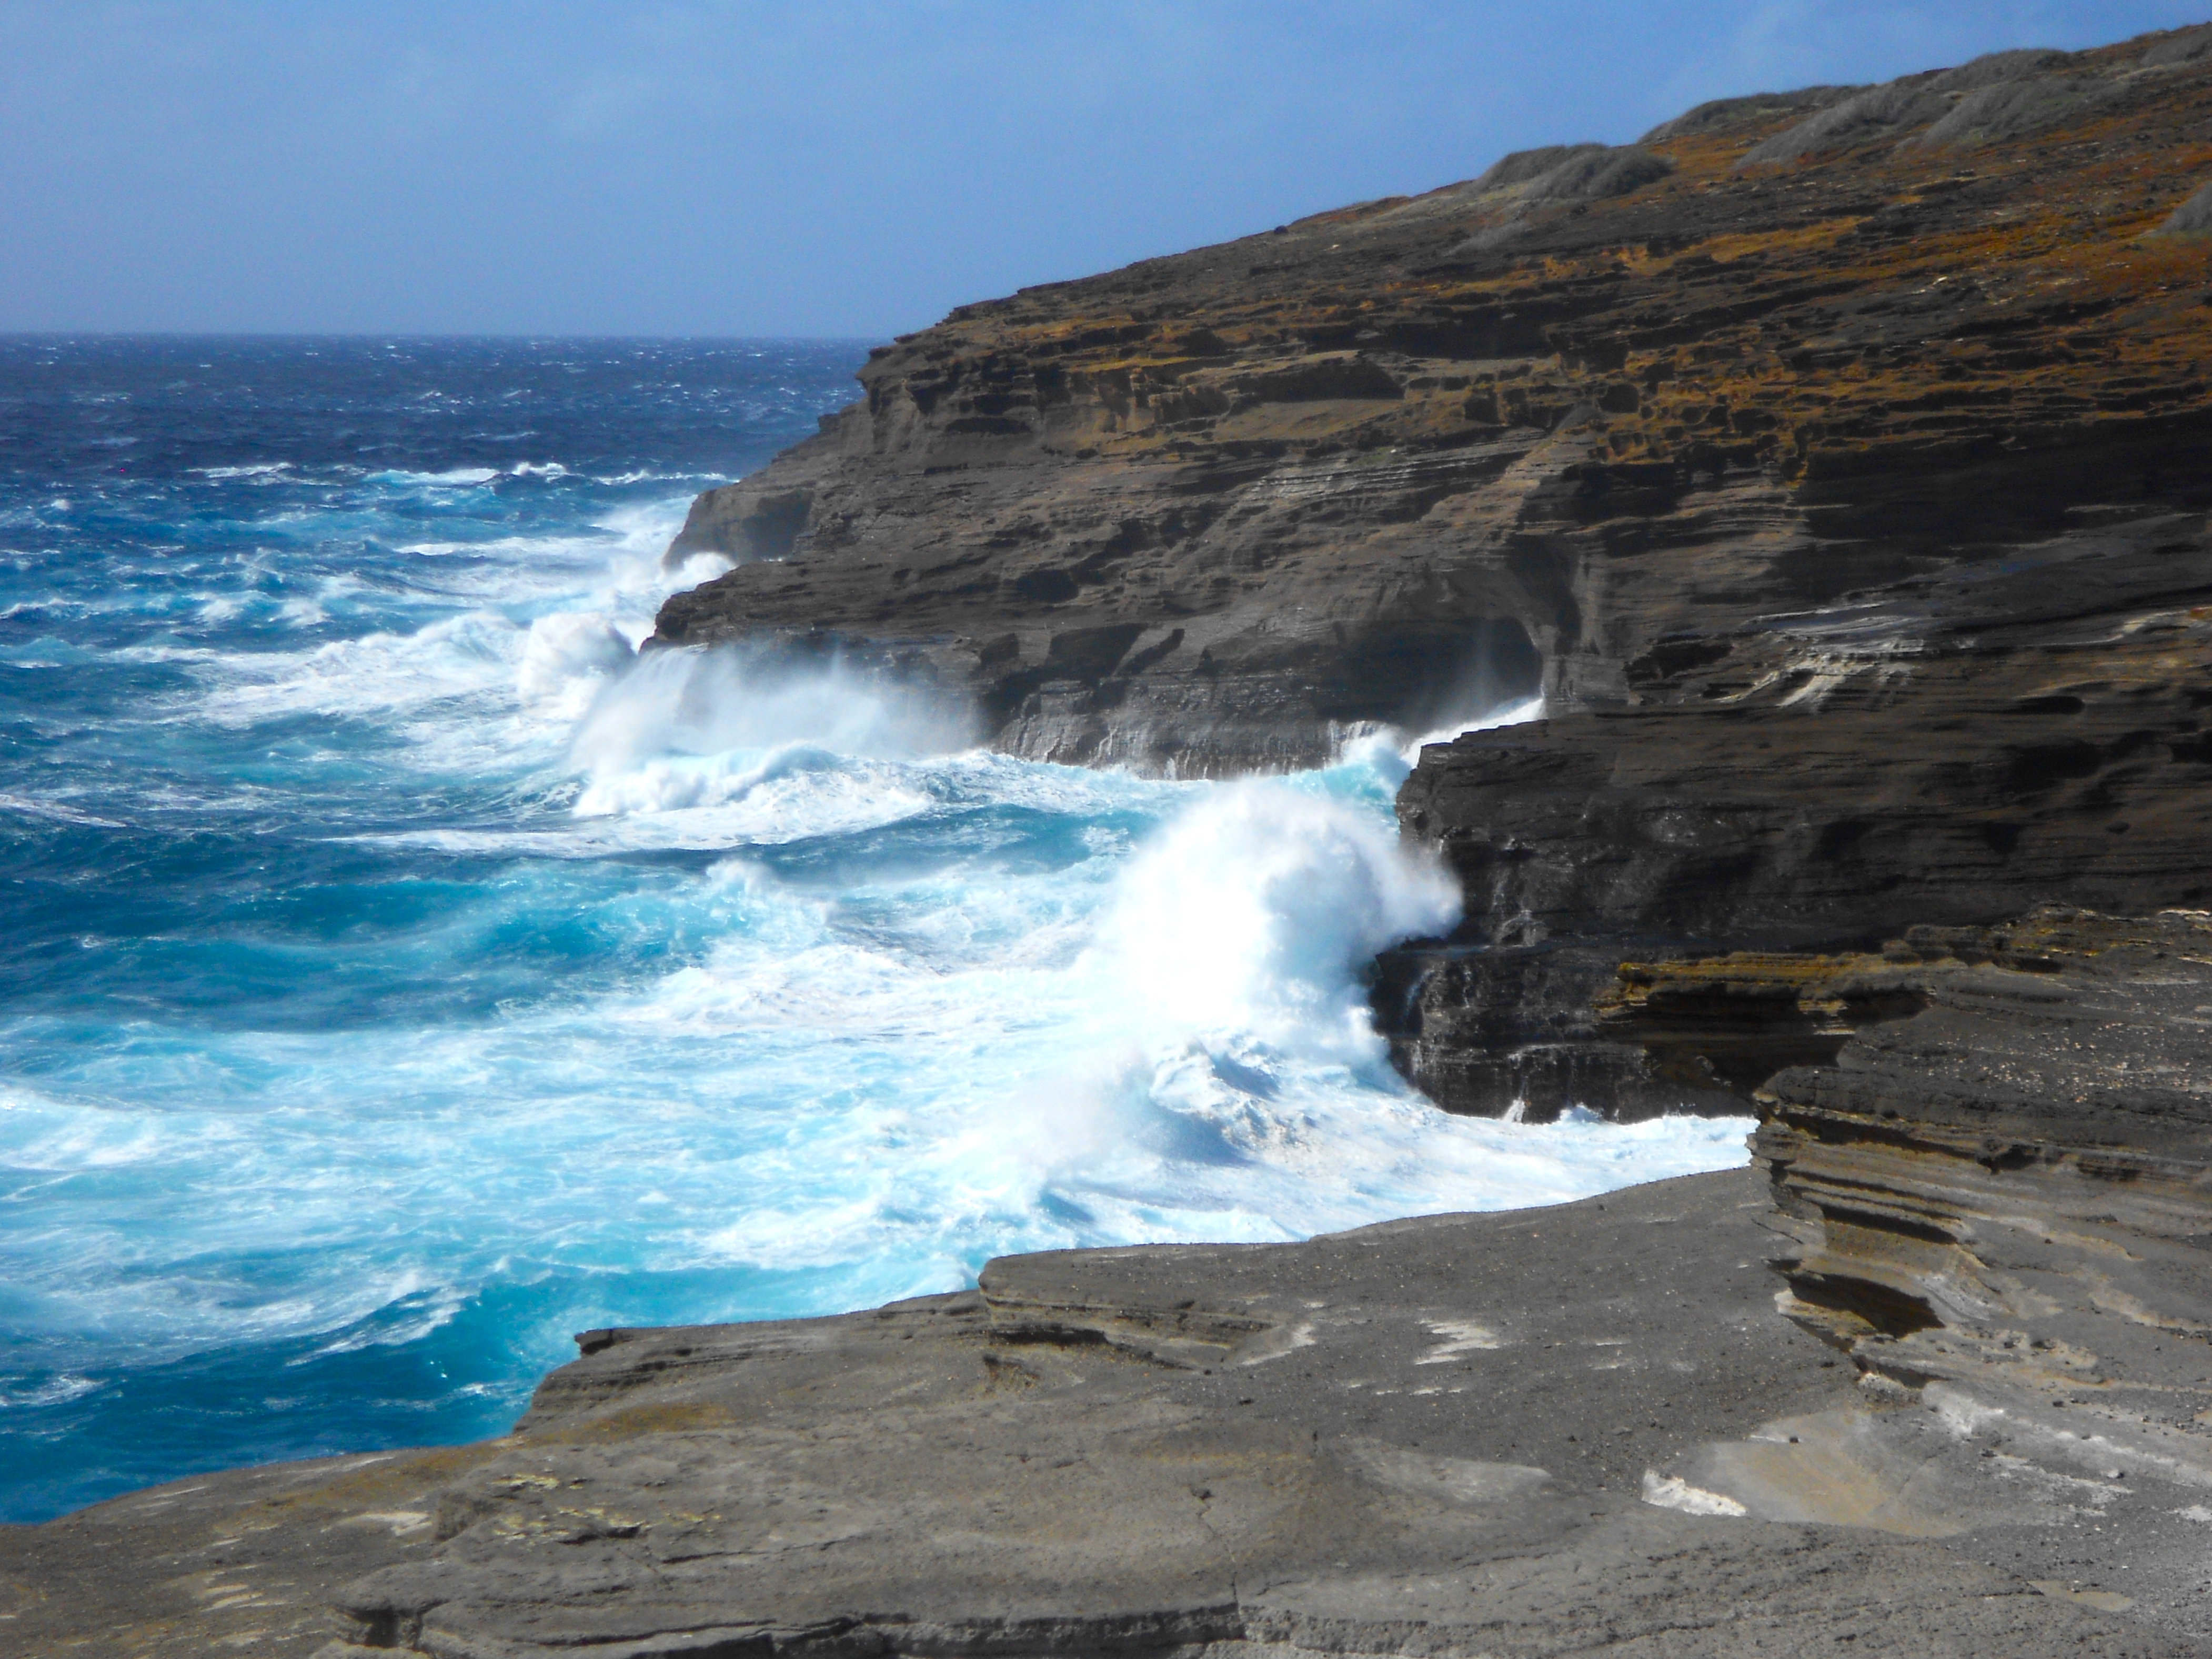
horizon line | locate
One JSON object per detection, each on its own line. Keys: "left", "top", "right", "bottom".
{"left": 0, "top": 329, "right": 892, "bottom": 345}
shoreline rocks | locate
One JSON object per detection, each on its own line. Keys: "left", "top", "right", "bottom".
{"left": 650, "top": 24, "right": 2212, "bottom": 1112}
{"left": 7, "top": 910, "right": 2209, "bottom": 1653}
{"left": 9, "top": 22, "right": 2212, "bottom": 1656}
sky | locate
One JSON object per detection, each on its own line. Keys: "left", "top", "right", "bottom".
{"left": 2, "top": 1, "right": 2205, "bottom": 337}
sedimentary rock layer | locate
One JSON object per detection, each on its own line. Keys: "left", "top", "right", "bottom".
{"left": 12, "top": 1162, "right": 2210, "bottom": 1657}
{"left": 11, "top": 29, "right": 2211, "bottom": 1658}
{"left": 649, "top": 25, "right": 2212, "bottom": 1112}
{"left": 656, "top": 26, "right": 2212, "bottom": 785}
{"left": 1380, "top": 574, "right": 2212, "bottom": 1115}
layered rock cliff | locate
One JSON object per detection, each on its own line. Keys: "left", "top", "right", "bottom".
{"left": 653, "top": 25, "right": 2212, "bottom": 1115}
{"left": 657, "top": 28, "right": 2212, "bottom": 767}
{"left": 12, "top": 34, "right": 2212, "bottom": 1651}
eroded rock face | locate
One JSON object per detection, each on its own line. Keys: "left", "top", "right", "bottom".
{"left": 1580, "top": 910, "right": 2212, "bottom": 1611}
{"left": 1740, "top": 911, "right": 2212, "bottom": 1374}
{"left": 653, "top": 26, "right": 2212, "bottom": 1112}
{"left": 656, "top": 28, "right": 2212, "bottom": 791}
{"left": 1380, "top": 574, "right": 2212, "bottom": 1116}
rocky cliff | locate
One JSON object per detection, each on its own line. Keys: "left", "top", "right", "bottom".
{"left": 11, "top": 31, "right": 2212, "bottom": 1652}
{"left": 653, "top": 25, "right": 2212, "bottom": 1115}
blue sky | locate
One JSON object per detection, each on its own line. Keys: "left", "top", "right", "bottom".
{"left": 3, "top": 1, "right": 2204, "bottom": 336}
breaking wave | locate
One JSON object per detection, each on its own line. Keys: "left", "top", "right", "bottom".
{"left": 0, "top": 336, "right": 1749, "bottom": 1524}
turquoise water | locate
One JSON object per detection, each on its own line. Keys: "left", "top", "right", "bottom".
{"left": 0, "top": 337, "right": 1750, "bottom": 1522}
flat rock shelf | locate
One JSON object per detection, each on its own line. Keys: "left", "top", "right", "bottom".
{"left": 5, "top": 1152, "right": 2206, "bottom": 1656}
{"left": 12, "top": 901, "right": 2212, "bottom": 1655}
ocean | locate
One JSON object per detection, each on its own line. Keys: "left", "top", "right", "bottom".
{"left": 0, "top": 336, "right": 1750, "bottom": 1523}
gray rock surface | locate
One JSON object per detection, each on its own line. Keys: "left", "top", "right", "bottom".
{"left": 2141, "top": 23, "right": 2212, "bottom": 69}
{"left": 9, "top": 1161, "right": 2204, "bottom": 1655}
{"left": 1637, "top": 86, "right": 1859, "bottom": 145}
{"left": 1737, "top": 49, "right": 2074, "bottom": 165}
{"left": 8, "top": 913, "right": 2209, "bottom": 1653}
{"left": 7, "top": 25, "right": 2211, "bottom": 1657}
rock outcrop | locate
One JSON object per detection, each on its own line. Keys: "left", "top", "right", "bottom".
{"left": 651, "top": 25, "right": 2212, "bottom": 1112}
{"left": 14, "top": 1151, "right": 2212, "bottom": 1656}
{"left": 655, "top": 28, "right": 2212, "bottom": 786}
{"left": 10, "top": 26, "right": 2212, "bottom": 1658}
{"left": 1380, "top": 564, "right": 2212, "bottom": 1114}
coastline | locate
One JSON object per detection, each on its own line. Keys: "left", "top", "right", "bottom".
{"left": 9, "top": 20, "right": 2212, "bottom": 1654}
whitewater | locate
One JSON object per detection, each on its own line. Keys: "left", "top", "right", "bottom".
{"left": 0, "top": 337, "right": 1748, "bottom": 1523}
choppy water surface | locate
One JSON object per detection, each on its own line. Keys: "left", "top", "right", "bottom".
{"left": 0, "top": 337, "right": 1748, "bottom": 1522}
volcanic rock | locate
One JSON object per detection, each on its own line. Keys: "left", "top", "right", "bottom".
{"left": 9, "top": 25, "right": 2212, "bottom": 1658}
{"left": 654, "top": 26, "right": 2212, "bottom": 788}
{"left": 13, "top": 1151, "right": 2211, "bottom": 1656}
{"left": 650, "top": 25, "right": 2212, "bottom": 1113}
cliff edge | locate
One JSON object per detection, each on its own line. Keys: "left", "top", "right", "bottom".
{"left": 15, "top": 33, "right": 2209, "bottom": 1654}
{"left": 656, "top": 24, "right": 2212, "bottom": 1117}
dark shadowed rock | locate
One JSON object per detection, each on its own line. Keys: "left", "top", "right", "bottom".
{"left": 1378, "top": 556, "right": 2212, "bottom": 1117}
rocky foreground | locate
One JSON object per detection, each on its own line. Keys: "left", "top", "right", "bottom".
{"left": 11, "top": 20, "right": 2212, "bottom": 1657}
{"left": 6, "top": 908, "right": 2212, "bottom": 1654}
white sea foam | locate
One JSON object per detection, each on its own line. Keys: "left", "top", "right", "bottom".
{"left": 0, "top": 792, "right": 126, "bottom": 829}
{"left": 2, "top": 737, "right": 1754, "bottom": 1362}
{"left": 369, "top": 467, "right": 501, "bottom": 488}
{"left": 160, "top": 496, "right": 701, "bottom": 774}
{"left": 568, "top": 646, "right": 979, "bottom": 825}
{"left": 0, "top": 1375, "right": 104, "bottom": 1410}
{"left": 596, "top": 468, "right": 716, "bottom": 487}
{"left": 1332, "top": 692, "right": 1549, "bottom": 781}
{"left": 9, "top": 474, "right": 1749, "bottom": 1381}
{"left": 1097, "top": 780, "right": 1457, "bottom": 1059}
{"left": 190, "top": 611, "right": 522, "bottom": 728}
{"left": 1401, "top": 691, "right": 1547, "bottom": 758}
{"left": 516, "top": 611, "right": 636, "bottom": 719}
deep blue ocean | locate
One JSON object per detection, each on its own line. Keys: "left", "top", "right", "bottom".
{"left": 0, "top": 337, "right": 1748, "bottom": 1523}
